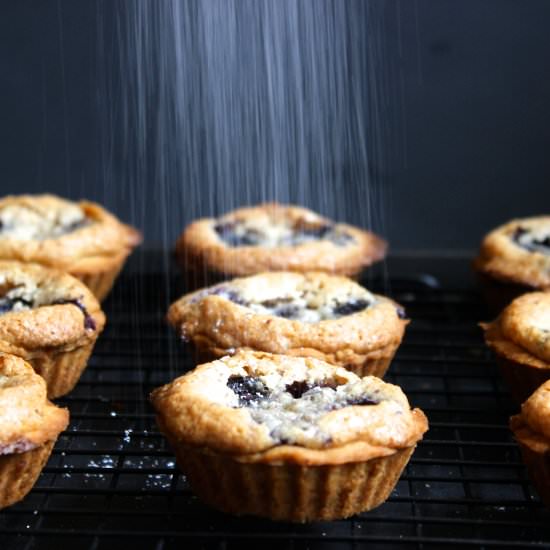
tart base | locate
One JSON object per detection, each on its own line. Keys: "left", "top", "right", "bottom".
{"left": 0, "top": 440, "right": 55, "bottom": 510}
{"left": 30, "top": 342, "right": 96, "bottom": 399}
{"left": 171, "top": 442, "right": 414, "bottom": 522}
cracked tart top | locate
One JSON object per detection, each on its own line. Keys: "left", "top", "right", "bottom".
{"left": 151, "top": 350, "right": 428, "bottom": 465}
{"left": 176, "top": 203, "right": 386, "bottom": 278}
{"left": 0, "top": 194, "right": 141, "bottom": 273}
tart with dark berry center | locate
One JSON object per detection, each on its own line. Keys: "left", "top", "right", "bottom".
{"left": 473, "top": 216, "right": 550, "bottom": 310}
{"left": 0, "top": 261, "right": 105, "bottom": 398}
{"left": 176, "top": 203, "right": 386, "bottom": 285}
{"left": 168, "top": 271, "right": 407, "bottom": 377}
{"left": 151, "top": 350, "right": 428, "bottom": 521}
{"left": 510, "top": 381, "right": 550, "bottom": 508}
{"left": 482, "top": 291, "right": 550, "bottom": 403}
{"left": 0, "top": 352, "right": 69, "bottom": 509}
{"left": 0, "top": 194, "right": 142, "bottom": 301}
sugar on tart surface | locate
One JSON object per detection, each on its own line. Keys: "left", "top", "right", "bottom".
{"left": 510, "top": 380, "right": 550, "bottom": 508}
{"left": 0, "top": 194, "right": 141, "bottom": 301}
{"left": 0, "top": 352, "right": 68, "bottom": 510}
{"left": 473, "top": 216, "right": 550, "bottom": 310}
{"left": 0, "top": 261, "right": 105, "bottom": 398}
{"left": 168, "top": 271, "right": 407, "bottom": 378}
{"left": 176, "top": 203, "right": 386, "bottom": 285}
{"left": 482, "top": 291, "right": 550, "bottom": 403}
{"left": 151, "top": 350, "right": 428, "bottom": 522}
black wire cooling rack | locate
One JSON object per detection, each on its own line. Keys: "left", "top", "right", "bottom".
{"left": 1, "top": 257, "right": 549, "bottom": 550}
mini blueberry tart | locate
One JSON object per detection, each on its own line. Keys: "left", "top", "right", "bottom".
{"left": 151, "top": 350, "right": 428, "bottom": 522}
{"left": 473, "top": 216, "right": 550, "bottom": 311}
{"left": 167, "top": 271, "right": 407, "bottom": 378}
{"left": 176, "top": 203, "right": 387, "bottom": 286}
{"left": 0, "top": 194, "right": 142, "bottom": 301}
{"left": 481, "top": 291, "right": 550, "bottom": 404}
{"left": 0, "top": 352, "right": 69, "bottom": 509}
{"left": 0, "top": 261, "right": 105, "bottom": 398}
{"left": 510, "top": 381, "right": 550, "bottom": 508}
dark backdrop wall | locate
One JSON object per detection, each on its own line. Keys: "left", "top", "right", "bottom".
{"left": 1, "top": 0, "right": 549, "bottom": 253}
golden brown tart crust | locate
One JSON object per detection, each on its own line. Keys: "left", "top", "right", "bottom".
{"left": 167, "top": 271, "right": 407, "bottom": 377}
{"left": 0, "top": 261, "right": 105, "bottom": 397}
{"left": 474, "top": 216, "right": 550, "bottom": 289}
{"left": 176, "top": 203, "right": 386, "bottom": 280}
{"left": 482, "top": 291, "right": 550, "bottom": 402}
{"left": 0, "top": 194, "right": 142, "bottom": 300}
{"left": 151, "top": 351, "right": 427, "bottom": 521}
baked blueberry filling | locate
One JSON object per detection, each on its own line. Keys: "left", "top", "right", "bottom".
{"left": 213, "top": 220, "right": 354, "bottom": 248}
{"left": 287, "top": 224, "right": 354, "bottom": 246}
{"left": 0, "top": 439, "right": 39, "bottom": 455}
{"left": 0, "top": 297, "right": 33, "bottom": 314}
{"left": 272, "top": 305, "right": 301, "bottom": 319}
{"left": 51, "top": 299, "right": 97, "bottom": 331}
{"left": 0, "top": 293, "right": 95, "bottom": 331}
{"left": 512, "top": 227, "right": 529, "bottom": 242}
{"left": 268, "top": 296, "right": 370, "bottom": 321}
{"left": 211, "top": 289, "right": 372, "bottom": 322}
{"left": 214, "top": 222, "right": 263, "bottom": 247}
{"left": 226, "top": 373, "right": 383, "bottom": 445}
{"left": 227, "top": 375, "right": 380, "bottom": 408}
{"left": 512, "top": 226, "right": 550, "bottom": 255}
{"left": 285, "top": 379, "right": 337, "bottom": 398}
{"left": 255, "top": 298, "right": 303, "bottom": 320}
{"left": 189, "top": 285, "right": 248, "bottom": 307}
{"left": 0, "top": 207, "right": 91, "bottom": 240}
{"left": 298, "top": 224, "right": 332, "bottom": 239}
{"left": 59, "top": 218, "right": 91, "bottom": 235}
{"left": 344, "top": 395, "right": 381, "bottom": 406}
{"left": 332, "top": 299, "right": 370, "bottom": 316}
{"left": 327, "top": 231, "right": 354, "bottom": 246}
{"left": 227, "top": 375, "right": 270, "bottom": 406}
{"left": 211, "top": 287, "right": 247, "bottom": 306}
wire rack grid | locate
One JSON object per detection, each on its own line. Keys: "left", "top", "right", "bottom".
{"left": 0, "top": 265, "right": 548, "bottom": 550}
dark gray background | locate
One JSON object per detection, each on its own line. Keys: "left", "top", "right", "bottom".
{"left": 1, "top": 0, "right": 549, "bottom": 253}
